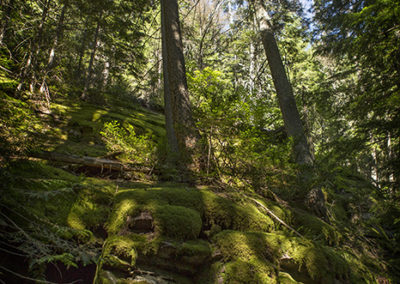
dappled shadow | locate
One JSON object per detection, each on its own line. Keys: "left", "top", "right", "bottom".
{"left": 33, "top": 97, "right": 166, "bottom": 179}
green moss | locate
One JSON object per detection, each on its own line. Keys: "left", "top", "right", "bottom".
{"left": 213, "top": 230, "right": 352, "bottom": 283}
{"left": 8, "top": 160, "right": 79, "bottom": 182}
{"left": 341, "top": 251, "right": 376, "bottom": 283}
{"left": 115, "top": 184, "right": 203, "bottom": 212}
{"left": 223, "top": 259, "right": 277, "bottom": 283}
{"left": 178, "top": 240, "right": 211, "bottom": 257}
{"left": 54, "top": 140, "right": 107, "bottom": 157}
{"left": 154, "top": 205, "right": 202, "bottom": 240}
{"left": 107, "top": 198, "right": 138, "bottom": 234}
{"left": 67, "top": 178, "right": 113, "bottom": 231}
{"left": 4, "top": 161, "right": 78, "bottom": 224}
{"left": 293, "top": 209, "right": 341, "bottom": 245}
{"left": 200, "top": 189, "right": 275, "bottom": 232}
{"left": 67, "top": 198, "right": 110, "bottom": 230}
{"left": 213, "top": 231, "right": 278, "bottom": 263}
{"left": 262, "top": 199, "right": 292, "bottom": 223}
{"left": 278, "top": 272, "right": 302, "bottom": 284}
{"left": 107, "top": 185, "right": 204, "bottom": 238}
{"left": 108, "top": 202, "right": 201, "bottom": 240}
{"left": 103, "top": 235, "right": 137, "bottom": 266}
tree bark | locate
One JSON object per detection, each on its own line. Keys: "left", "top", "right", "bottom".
{"left": 81, "top": 11, "right": 103, "bottom": 100}
{"left": 261, "top": 28, "right": 313, "bottom": 166}
{"left": 255, "top": 3, "right": 327, "bottom": 218}
{"left": 161, "top": 0, "right": 179, "bottom": 156}
{"left": 161, "top": 0, "right": 198, "bottom": 166}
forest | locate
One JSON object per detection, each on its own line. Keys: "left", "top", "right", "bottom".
{"left": 0, "top": 0, "right": 399, "bottom": 283}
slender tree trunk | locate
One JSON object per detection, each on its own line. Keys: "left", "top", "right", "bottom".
{"left": 261, "top": 28, "right": 313, "bottom": 166}
{"left": 40, "top": 1, "right": 68, "bottom": 98}
{"left": 249, "top": 42, "right": 255, "bottom": 93}
{"left": 76, "top": 18, "right": 90, "bottom": 82}
{"left": 102, "top": 60, "right": 110, "bottom": 90}
{"left": 16, "top": 0, "right": 51, "bottom": 95}
{"left": 256, "top": 3, "right": 327, "bottom": 217}
{"left": 30, "top": 0, "right": 51, "bottom": 93}
{"left": 81, "top": 11, "right": 102, "bottom": 100}
{"left": 47, "top": 1, "right": 67, "bottom": 69}
{"left": 161, "top": 0, "right": 198, "bottom": 167}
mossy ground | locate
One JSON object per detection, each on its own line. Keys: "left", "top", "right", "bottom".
{"left": 0, "top": 93, "right": 389, "bottom": 283}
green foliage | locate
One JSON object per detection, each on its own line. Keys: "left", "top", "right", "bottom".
{"left": 0, "top": 92, "right": 41, "bottom": 160}
{"left": 100, "top": 120, "right": 156, "bottom": 164}
{"left": 293, "top": 209, "right": 342, "bottom": 246}
{"left": 188, "top": 67, "right": 296, "bottom": 189}
{"left": 313, "top": 0, "right": 400, "bottom": 192}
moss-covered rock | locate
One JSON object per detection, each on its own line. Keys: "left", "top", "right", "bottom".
{"left": 107, "top": 185, "right": 203, "bottom": 240}
{"left": 200, "top": 189, "right": 275, "bottom": 233}
{"left": 154, "top": 205, "right": 202, "bottom": 240}
{"left": 292, "top": 209, "right": 342, "bottom": 245}
{"left": 211, "top": 230, "right": 372, "bottom": 283}
{"left": 103, "top": 235, "right": 138, "bottom": 268}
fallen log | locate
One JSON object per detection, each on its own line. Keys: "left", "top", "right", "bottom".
{"left": 32, "top": 151, "right": 135, "bottom": 172}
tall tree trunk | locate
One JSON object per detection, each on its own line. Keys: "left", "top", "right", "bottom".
{"left": 256, "top": 3, "right": 327, "bottom": 218}
{"left": 261, "top": 28, "right": 313, "bottom": 166}
{"left": 161, "top": 0, "right": 197, "bottom": 167}
{"left": 81, "top": 11, "right": 102, "bottom": 100}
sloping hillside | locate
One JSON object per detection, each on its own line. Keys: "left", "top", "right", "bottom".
{"left": 1, "top": 91, "right": 391, "bottom": 283}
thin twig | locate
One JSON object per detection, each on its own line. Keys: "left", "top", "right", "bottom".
{"left": 248, "top": 197, "right": 304, "bottom": 238}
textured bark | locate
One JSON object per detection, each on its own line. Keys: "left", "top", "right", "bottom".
{"left": 161, "top": 0, "right": 197, "bottom": 163}
{"left": 261, "top": 28, "right": 313, "bottom": 166}
{"left": 161, "top": 0, "right": 179, "bottom": 156}
{"left": 255, "top": 3, "right": 327, "bottom": 217}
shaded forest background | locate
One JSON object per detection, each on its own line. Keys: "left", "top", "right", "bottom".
{"left": 0, "top": 0, "right": 399, "bottom": 283}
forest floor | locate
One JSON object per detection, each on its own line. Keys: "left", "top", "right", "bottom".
{"left": 0, "top": 92, "right": 391, "bottom": 283}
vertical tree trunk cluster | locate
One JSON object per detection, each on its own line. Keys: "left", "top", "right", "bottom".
{"left": 40, "top": 1, "right": 69, "bottom": 98}
{"left": 81, "top": 11, "right": 103, "bottom": 100}
{"left": 16, "top": 0, "right": 52, "bottom": 96}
